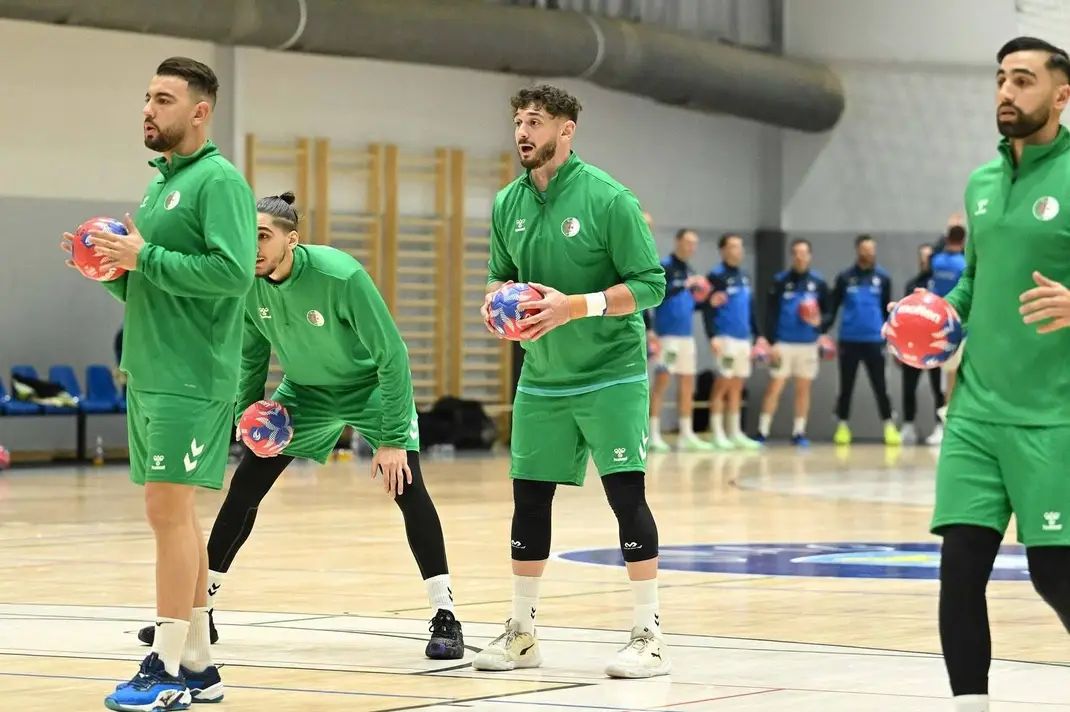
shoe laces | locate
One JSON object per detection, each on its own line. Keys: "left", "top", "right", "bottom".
{"left": 429, "top": 610, "right": 457, "bottom": 638}
{"left": 621, "top": 629, "right": 655, "bottom": 654}
{"left": 488, "top": 622, "right": 522, "bottom": 648}
{"left": 126, "top": 654, "right": 168, "bottom": 690}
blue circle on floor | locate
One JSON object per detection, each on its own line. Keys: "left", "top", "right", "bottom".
{"left": 556, "top": 543, "right": 1030, "bottom": 580}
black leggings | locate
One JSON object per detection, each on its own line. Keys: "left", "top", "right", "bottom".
{"left": 207, "top": 447, "right": 448, "bottom": 579}
{"left": 836, "top": 341, "right": 893, "bottom": 420}
{"left": 901, "top": 362, "right": 944, "bottom": 423}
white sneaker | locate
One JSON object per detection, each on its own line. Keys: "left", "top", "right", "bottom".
{"left": 648, "top": 438, "right": 671, "bottom": 454}
{"left": 605, "top": 626, "right": 671, "bottom": 679}
{"left": 677, "top": 434, "right": 714, "bottom": 452}
{"left": 731, "top": 434, "right": 761, "bottom": 450}
{"left": 926, "top": 424, "right": 944, "bottom": 446}
{"left": 900, "top": 423, "right": 917, "bottom": 445}
{"left": 710, "top": 436, "right": 735, "bottom": 450}
{"left": 472, "top": 619, "right": 542, "bottom": 671}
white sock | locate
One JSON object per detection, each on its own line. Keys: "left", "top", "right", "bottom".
{"left": 206, "top": 570, "right": 225, "bottom": 610}
{"left": 793, "top": 417, "right": 807, "bottom": 436}
{"left": 726, "top": 411, "right": 742, "bottom": 439}
{"left": 678, "top": 416, "right": 694, "bottom": 438}
{"left": 512, "top": 575, "right": 541, "bottom": 634}
{"left": 425, "top": 573, "right": 454, "bottom": 614}
{"left": 649, "top": 416, "right": 663, "bottom": 441}
{"left": 953, "top": 695, "right": 989, "bottom": 712}
{"left": 712, "top": 414, "right": 726, "bottom": 441}
{"left": 758, "top": 412, "right": 772, "bottom": 437}
{"left": 151, "top": 617, "right": 190, "bottom": 677}
{"left": 631, "top": 578, "right": 660, "bottom": 635}
{"left": 180, "top": 608, "right": 213, "bottom": 673}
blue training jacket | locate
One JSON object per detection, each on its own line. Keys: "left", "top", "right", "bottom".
{"left": 652, "top": 254, "right": 699, "bottom": 337}
{"left": 928, "top": 249, "right": 967, "bottom": 297}
{"left": 766, "top": 269, "right": 829, "bottom": 344}
{"left": 703, "top": 262, "right": 759, "bottom": 340}
{"left": 824, "top": 264, "right": 892, "bottom": 343}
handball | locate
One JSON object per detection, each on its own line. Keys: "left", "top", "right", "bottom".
{"left": 0, "top": 445, "right": 9, "bottom": 470}
{"left": 884, "top": 291, "right": 963, "bottom": 369}
{"left": 72, "top": 216, "right": 128, "bottom": 282}
{"left": 489, "top": 283, "right": 543, "bottom": 340}
{"left": 690, "top": 276, "right": 712, "bottom": 303}
{"left": 239, "top": 400, "right": 294, "bottom": 457}
{"left": 798, "top": 298, "right": 820, "bottom": 324}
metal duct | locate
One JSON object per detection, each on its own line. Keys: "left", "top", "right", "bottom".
{"left": 0, "top": 0, "right": 843, "bottom": 132}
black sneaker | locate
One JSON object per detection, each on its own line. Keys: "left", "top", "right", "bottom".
{"left": 425, "top": 609, "right": 464, "bottom": 660}
{"left": 137, "top": 609, "right": 219, "bottom": 646}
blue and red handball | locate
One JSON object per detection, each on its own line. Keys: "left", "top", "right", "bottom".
{"left": 239, "top": 400, "right": 294, "bottom": 457}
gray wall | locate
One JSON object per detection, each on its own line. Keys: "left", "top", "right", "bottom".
{"left": 0, "top": 196, "right": 128, "bottom": 454}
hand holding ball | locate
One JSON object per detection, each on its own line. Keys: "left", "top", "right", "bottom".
{"left": 884, "top": 291, "right": 963, "bottom": 369}
{"left": 71, "top": 217, "right": 129, "bottom": 282}
{"left": 489, "top": 283, "right": 544, "bottom": 340}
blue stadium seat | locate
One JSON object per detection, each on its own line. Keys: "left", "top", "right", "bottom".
{"left": 5, "top": 366, "right": 42, "bottom": 415}
{"left": 45, "top": 365, "right": 81, "bottom": 414}
{"left": 84, "top": 365, "right": 121, "bottom": 413}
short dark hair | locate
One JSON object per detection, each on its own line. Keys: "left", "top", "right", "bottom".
{"left": 855, "top": 234, "right": 875, "bottom": 247}
{"left": 946, "top": 225, "right": 966, "bottom": 244}
{"left": 718, "top": 232, "right": 741, "bottom": 249}
{"left": 997, "top": 36, "right": 1070, "bottom": 82}
{"left": 790, "top": 238, "right": 812, "bottom": 251}
{"left": 156, "top": 56, "right": 219, "bottom": 105}
{"left": 511, "top": 84, "right": 581, "bottom": 123}
{"left": 257, "top": 191, "right": 299, "bottom": 231}
{"left": 675, "top": 228, "right": 696, "bottom": 240}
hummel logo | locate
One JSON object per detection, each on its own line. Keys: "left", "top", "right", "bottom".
{"left": 613, "top": 447, "right": 626, "bottom": 462}
{"left": 151, "top": 455, "right": 165, "bottom": 471}
{"left": 183, "top": 453, "right": 198, "bottom": 473}
{"left": 258, "top": 306, "right": 271, "bottom": 319}
{"left": 409, "top": 416, "right": 419, "bottom": 440}
{"left": 190, "top": 439, "right": 205, "bottom": 457}
{"left": 1043, "top": 511, "right": 1063, "bottom": 531}
{"left": 155, "top": 621, "right": 174, "bottom": 627}
{"left": 530, "top": 607, "right": 536, "bottom": 620}
{"left": 208, "top": 583, "right": 221, "bottom": 597}
{"left": 448, "top": 587, "right": 453, "bottom": 602}
{"left": 515, "top": 218, "right": 526, "bottom": 232}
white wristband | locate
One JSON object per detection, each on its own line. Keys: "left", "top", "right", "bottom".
{"left": 584, "top": 291, "right": 608, "bottom": 317}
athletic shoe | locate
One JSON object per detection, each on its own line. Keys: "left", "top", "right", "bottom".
{"left": 753, "top": 432, "right": 768, "bottom": 444}
{"left": 677, "top": 435, "right": 714, "bottom": 452}
{"left": 900, "top": 423, "right": 917, "bottom": 445}
{"left": 925, "top": 423, "right": 944, "bottom": 446}
{"left": 884, "top": 423, "right": 902, "bottom": 446}
{"left": 648, "top": 438, "right": 671, "bottom": 454}
{"left": 731, "top": 434, "right": 761, "bottom": 450}
{"left": 791, "top": 434, "right": 810, "bottom": 448}
{"left": 833, "top": 423, "right": 852, "bottom": 445}
{"left": 178, "top": 665, "right": 224, "bottom": 704}
{"left": 710, "top": 436, "right": 735, "bottom": 451}
{"left": 139, "top": 610, "right": 218, "bottom": 647}
{"left": 472, "top": 619, "right": 541, "bottom": 671}
{"left": 425, "top": 609, "right": 464, "bottom": 660}
{"left": 104, "top": 653, "right": 191, "bottom": 711}
{"left": 604, "top": 626, "right": 671, "bottom": 679}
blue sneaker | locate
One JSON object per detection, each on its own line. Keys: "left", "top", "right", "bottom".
{"left": 792, "top": 434, "right": 810, "bottom": 448}
{"left": 105, "top": 653, "right": 191, "bottom": 711}
{"left": 179, "top": 665, "right": 225, "bottom": 703}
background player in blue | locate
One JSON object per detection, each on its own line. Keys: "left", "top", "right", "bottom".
{"left": 824, "top": 234, "right": 900, "bottom": 446}
{"left": 899, "top": 243, "right": 945, "bottom": 445}
{"left": 648, "top": 228, "right": 714, "bottom": 453}
{"left": 927, "top": 223, "right": 968, "bottom": 443}
{"left": 755, "top": 239, "right": 831, "bottom": 446}
{"left": 703, "top": 233, "right": 767, "bottom": 450}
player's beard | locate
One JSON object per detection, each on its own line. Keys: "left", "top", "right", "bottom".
{"left": 519, "top": 138, "right": 556, "bottom": 170}
{"left": 997, "top": 102, "right": 1049, "bottom": 139}
{"left": 144, "top": 122, "right": 185, "bottom": 152}
{"left": 256, "top": 249, "right": 285, "bottom": 278}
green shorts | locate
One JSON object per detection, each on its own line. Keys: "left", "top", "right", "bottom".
{"left": 931, "top": 416, "right": 1070, "bottom": 546}
{"left": 127, "top": 389, "right": 233, "bottom": 490}
{"left": 510, "top": 380, "right": 649, "bottom": 486}
{"left": 273, "top": 380, "right": 419, "bottom": 465}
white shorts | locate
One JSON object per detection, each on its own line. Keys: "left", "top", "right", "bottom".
{"left": 656, "top": 336, "right": 697, "bottom": 376}
{"left": 713, "top": 336, "right": 752, "bottom": 379}
{"left": 770, "top": 342, "right": 820, "bottom": 380}
{"left": 941, "top": 338, "right": 965, "bottom": 372}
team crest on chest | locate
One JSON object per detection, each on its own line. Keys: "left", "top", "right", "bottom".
{"left": 561, "top": 217, "right": 581, "bottom": 238}
{"left": 164, "top": 191, "right": 181, "bottom": 210}
{"left": 306, "top": 310, "right": 325, "bottom": 327}
{"left": 1034, "top": 196, "right": 1060, "bottom": 222}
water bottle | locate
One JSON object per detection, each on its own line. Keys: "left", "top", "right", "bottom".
{"left": 93, "top": 436, "right": 105, "bottom": 466}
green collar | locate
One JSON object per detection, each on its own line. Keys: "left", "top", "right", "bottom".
{"left": 148, "top": 140, "right": 219, "bottom": 178}
{"left": 266, "top": 244, "right": 307, "bottom": 291}
{"left": 521, "top": 151, "right": 584, "bottom": 201}
{"left": 998, "top": 125, "right": 1070, "bottom": 172}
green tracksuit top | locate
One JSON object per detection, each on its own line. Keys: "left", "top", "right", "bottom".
{"left": 947, "top": 126, "right": 1070, "bottom": 425}
{"left": 237, "top": 245, "right": 414, "bottom": 448}
{"left": 486, "top": 152, "right": 666, "bottom": 396}
{"left": 103, "top": 141, "right": 256, "bottom": 401}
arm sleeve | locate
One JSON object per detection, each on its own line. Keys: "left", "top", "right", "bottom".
{"left": 702, "top": 272, "right": 727, "bottom": 339}
{"left": 821, "top": 273, "right": 845, "bottom": 334}
{"left": 346, "top": 269, "right": 414, "bottom": 448}
{"left": 604, "top": 192, "right": 666, "bottom": 312}
{"left": 881, "top": 275, "right": 892, "bottom": 324}
{"left": 764, "top": 279, "right": 784, "bottom": 344}
{"left": 235, "top": 309, "right": 272, "bottom": 424}
{"left": 137, "top": 176, "right": 257, "bottom": 298}
{"left": 99, "top": 273, "right": 129, "bottom": 303}
{"left": 486, "top": 194, "right": 519, "bottom": 285}
{"left": 945, "top": 229, "right": 975, "bottom": 323}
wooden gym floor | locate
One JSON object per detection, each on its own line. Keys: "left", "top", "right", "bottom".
{"left": 1, "top": 444, "right": 1068, "bottom": 710}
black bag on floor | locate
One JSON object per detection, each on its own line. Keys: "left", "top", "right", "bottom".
{"left": 418, "top": 396, "right": 498, "bottom": 450}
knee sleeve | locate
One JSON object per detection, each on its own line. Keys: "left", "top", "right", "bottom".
{"left": 1027, "top": 547, "right": 1070, "bottom": 632}
{"left": 511, "top": 479, "right": 556, "bottom": 561}
{"left": 393, "top": 452, "right": 449, "bottom": 579}
{"left": 601, "top": 471, "right": 658, "bottom": 563}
